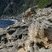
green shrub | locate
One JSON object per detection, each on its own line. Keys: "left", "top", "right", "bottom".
{"left": 38, "top": 0, "right": 51, "bottom": 8}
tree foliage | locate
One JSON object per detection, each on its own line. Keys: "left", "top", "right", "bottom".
{"left": 37, "top": 0, "right": 52, "bottom": 8}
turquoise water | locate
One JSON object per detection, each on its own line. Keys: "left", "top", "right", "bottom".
{"left": 0, "top": 19, "right": 15, "bottom": 28}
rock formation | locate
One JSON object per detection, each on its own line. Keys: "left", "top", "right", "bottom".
{"left": 0, "top": 7, "right": 52, "bottom": 52}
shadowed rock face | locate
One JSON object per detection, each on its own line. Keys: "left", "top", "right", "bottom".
{"left": 0, "top": 0, "right": 36, "bottom": 17}
{"left": 0, "top": 0, "right": 23, "bottom": 16}
{"left": 45, "top": 27, "right": 52, "bottom": 41}
{"left": 0, "top": 0, "right": 24, "bottom": 16}
{"left": 0, "top": 0, "right": 52, "bottom": 17}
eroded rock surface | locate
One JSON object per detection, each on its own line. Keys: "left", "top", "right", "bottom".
{"left": 0, "top": 7, "right": 52, "bottom": 52}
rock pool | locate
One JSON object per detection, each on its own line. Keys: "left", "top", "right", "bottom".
{"left": 0, "top": 19, "right": 15, "bottom": 28}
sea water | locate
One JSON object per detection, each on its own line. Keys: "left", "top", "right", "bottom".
{"left": 0, "top": 19, "right": 15, "bottom": 28}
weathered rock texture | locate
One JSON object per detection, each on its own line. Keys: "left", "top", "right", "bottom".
{"left": 0, "top": 7, "right": 52, "bottom": 52}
